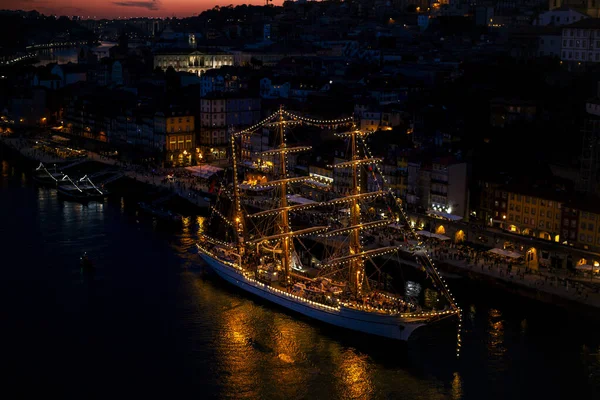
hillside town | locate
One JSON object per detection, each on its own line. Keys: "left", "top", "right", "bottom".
{"left": 2, "top": 1, "right": 600, "bottom": 263}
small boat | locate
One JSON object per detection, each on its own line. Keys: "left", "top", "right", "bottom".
{"left": 33, "top": 163, "right": 68, "bottom": 187}
{"left": 57, "top": 175, "right": 108, "bottom": 202}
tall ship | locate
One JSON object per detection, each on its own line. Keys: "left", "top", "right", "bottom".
{"left": 197, "top": 108, "right": 461, "bottom": 344}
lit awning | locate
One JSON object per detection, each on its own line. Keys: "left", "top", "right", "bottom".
{"left": 417, "top": 230, "right": 450, "bottom": 240}
{"left": 488, "top": 248, "right": 523, "bottom": 259}
{"left": 575, "top": 264, "right": 600, "bottom": 273}
{"left": 185, "top": 165, "right": 224, "bottom": 179}
{"left": 427, "top": 210, "right": 463, "bottom": 221}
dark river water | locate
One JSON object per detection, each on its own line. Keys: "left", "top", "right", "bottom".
{"left": 1, "top": 148, "right": 599, "bottom": 399}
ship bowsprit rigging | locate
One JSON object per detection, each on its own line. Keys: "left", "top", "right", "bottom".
{"left": 197, "top": 107, "right": 462, "bottom": 350}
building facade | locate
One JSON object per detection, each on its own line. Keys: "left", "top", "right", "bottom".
{"left": 560, "top": 19, "right": 600, "bottom": 65}
{"left": 199, "top": 93, "right": 261, "bottom": 160}
{"left": 505, "top": 191, "right": 563, "bottom": 241}
{"left": 154, "top": 49, "right": 234, "bottom": 77}
{"left": 165, "top": 112, "right": 195, "bottom": 166}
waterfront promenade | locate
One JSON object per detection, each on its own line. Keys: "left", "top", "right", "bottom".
{"left": 0, "top": 135, "right": 211, "bottom": 208}
{"left": 433, "top": 245, "right": 600, "bottom": 308}
{"left": 85, "top": 151, "right": 211, "bottom": 208}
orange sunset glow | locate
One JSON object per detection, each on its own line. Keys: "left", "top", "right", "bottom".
{"left": 2, "top": 0, "right": 279, "bottom": 18}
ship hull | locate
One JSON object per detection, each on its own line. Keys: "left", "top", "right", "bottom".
{"left": 200, "top": 253, "right": 426, "bottom": 341}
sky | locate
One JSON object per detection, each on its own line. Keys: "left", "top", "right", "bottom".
{"left": 3, "top": 0, "right": 273, "bottom": 19}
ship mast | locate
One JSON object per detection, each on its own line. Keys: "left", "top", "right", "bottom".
{"left": 349, "top": 129, "right": 364, "bottom": 296}
{"left": 230, "top": 129, "right": 245, "bottom": 256}
{"left": 277, "top": 106, "right": 292, "bottom": 285}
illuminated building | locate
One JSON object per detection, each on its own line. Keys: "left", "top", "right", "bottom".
{"left": 561, "top": 196, "right": 600, "bottom": 251}
{"left": 505, "top": 191, "right": 563, "bottom": 242}
{"left": 154, "top": 49, "right": 233, "bottom": 77}
{"left": 165, "top": 110, "right": 195, "bottom": 166}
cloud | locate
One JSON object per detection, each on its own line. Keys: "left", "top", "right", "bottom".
{"left": 111, "top": 0, "right": 161, "bottom": 10}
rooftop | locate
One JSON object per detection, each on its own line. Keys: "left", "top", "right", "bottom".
{"left": 565, "top": 18, "right": 600, "bottom": 29}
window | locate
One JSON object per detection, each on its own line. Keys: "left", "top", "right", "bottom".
{"left": 501, "top": 202, "right": 506, "bottom": 208}
{"left": 539, "top": 221, "right": 545, "bottom": 228}
{"left": 580, "top": 234, "right": 586, "bottom": 241}
{"left": 582, "top": 222, "right": 588, "bottom": 230}
{"left": 517, "top": 195, "right": 522, "bottom": 201}
{"left": 531, "top": 219, "right": 535, "bottom": 226}
{"left": 516, "top": 205, "right": 521, "bottom": 212}
{"left": 524, "top": 217, "right": 529, "bottom": 224}
{"left": 509, "top": 214, "right": 514, "bottom": 221}
{"left": 531, "top": 209, "right": 536, "bottom": 215}
{"left": 549, "top": 201, "right": 553, "bottom": 207}
{"left": 571, "top": 220, "right": 577, "bottom": 228}
{"left": 516, "top": 215, "right": 521, "bottom": 223}
{"left": 548, "top": 211, "right": 552, "bottom": 218}
{"left": 525, "top": 197, "right": 530, "bottom": 203}
{"left": 590, "top": 224, "right": 595, "bottom": 231}
{"left": 525, "top": 207, "right": 530, "bottom": 213}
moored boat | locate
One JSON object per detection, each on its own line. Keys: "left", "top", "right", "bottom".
{"left": 57, "top": 175, "right": 108, "bottom": 201}
{"left": 33, "top": 162, "right": 67, "bottom": 187}
{"left": 197, "top": 108, "right": 462, "bottom": 344}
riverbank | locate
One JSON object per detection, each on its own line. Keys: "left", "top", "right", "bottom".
{"left": 0, "top": 134, "right": 212, "bottom": 210}
{"left": 3, "top": 133, "right": 600, "bottom": 318}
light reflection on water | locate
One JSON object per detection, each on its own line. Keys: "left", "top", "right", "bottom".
{"left": 1, "top": 153, "right": 600, "bottom": 399}
{"left": 451, "top": 372, "right": 463, "bottom": 400}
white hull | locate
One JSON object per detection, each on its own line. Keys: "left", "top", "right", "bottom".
{"left": 200, "top": 253, "right": 427, "bottom": 341}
